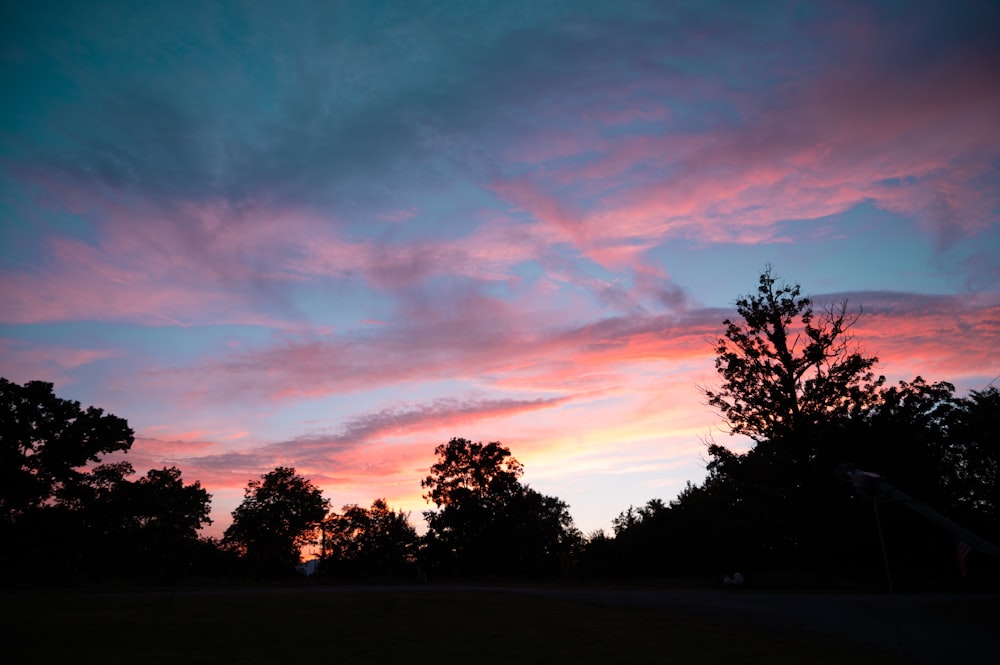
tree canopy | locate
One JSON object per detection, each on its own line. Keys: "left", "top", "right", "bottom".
{"left": 224, "top": 466, "right": 329, "bottom": 577}
{"left": 0, "top": 378, "right": 219, "bottom": 583}
{"left": 1, "top": 378, "right": 134, "bottom": 522}
{"left": 604, "top": 268, "right": 1000, "bottom": 583}
{"left": 320, "top": 498, "right": 417, "bottom": 581}
{"left": 421, "top": 438, "right": 524, "bottom": 508}
{"left": 421, "top": 438, "right": 579, "bottom": 579}
{"left": 703, "top": 266, "right": 883, "bottom": 443}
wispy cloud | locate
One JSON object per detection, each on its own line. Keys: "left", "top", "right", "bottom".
{"left": 0, "top": 338, "right": 116, "bottom": 385}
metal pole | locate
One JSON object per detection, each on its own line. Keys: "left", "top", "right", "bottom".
{"left": 872, "top": 496, "right": 894, "bottom": 596}
{"left": 872, "top": 496, "right": 908, "bottom": 662}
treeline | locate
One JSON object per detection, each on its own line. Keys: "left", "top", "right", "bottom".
{"left": 2, "top": 268, "right": 997, "bottom": 587}
{"left": 590, "top": 269, "right": 999, "bottom": 587}
{"left": 0, "top": 376, "right": 579, "bottom": 584}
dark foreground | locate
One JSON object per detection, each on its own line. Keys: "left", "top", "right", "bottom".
{"left": 3, "top": 585, "right": 998, "bottom": 664}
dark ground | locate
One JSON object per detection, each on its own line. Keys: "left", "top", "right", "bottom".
{"left": 4, "top": 584, "right": 997, "bottom": 664}
{"left": 503, "top": 585, "right": 1000, "bottom": 664}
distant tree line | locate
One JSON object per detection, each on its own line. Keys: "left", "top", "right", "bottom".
{"left": 0, "top": 379, "right": 580, "bottom": 585}
{"left": 2, "top": 267, "right": 996, "bottom": 588}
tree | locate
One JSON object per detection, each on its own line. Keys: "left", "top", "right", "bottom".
{"left": 1, "top": 378, "right": 134, "bottom": 522}
{"left": 595, "top": 271, "right": 997, "bottom": 583}
{"left": 703, "top": 266, "right": 883, "bottom": 444}
{"left": 683, "top": 270, "right": 1000, "bottom": 579}
{"left": 421, "top": 438, "right": 579, "bottom": 579}
{"left": 694, "top": 269, "right": 893, "bottom": 573}
{"left": 503, "top": 487, "right": 580, "bottom": 576}
{"left": 128, "top": 467, "right": 213, "bottom": 579}
{"left": 0, "top": 378, "right": 218, "bottom": 583}
{"left": 421, "top": 438, "right": 524, "bottom": 508}
{"left": 131, "top": 467, "right": 213, "bottom": 539}
{"left": 1, "top": 378, "right": 135, "bottom": 582}
{"left": 223, "top": 467, "right": 329, "bottom": 577}
{"left": 942, "top": 386, "right": 1000, "bottom": 531}
{"left": 321, "top": 498, "right": 417, "bottom": 580}
{"left": 61, "top": 463, "right": 214, "bottom": 581}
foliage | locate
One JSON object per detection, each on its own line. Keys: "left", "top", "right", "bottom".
{"left": 5, "top": 457, "right": 214, "bottom": 583}
{"left": 421, "top": 438, "right": 524, "bottom": 508}
{"left": 224, "top": 466, "right": 330, "bottom": 577}
{"left": 502, "top": 486, "right": 581, "bottom": 574}
{"left": 941, "top": 387, "right": 1000, "bottom": 529}
{"left": 703, "top": 266, "right": 883, "bottom": 443}
{"left": 599, "top": 270, "right": 1000, "bottom": 585}
{"left": 123, "top": 466, "right": 214, "bottom": 578}
{"left": 691, "top": 269, "right": 997, "bottom": 578}
{"left": 131, "top": 466, "right": 213, "bottom": 538}
{"left": 0, "top": 379, "right": 217, "bottom": 583}
{"left": 612, "top": 499, "right": 667, "bottom": 536}
{"left": 0, "top": 377, "right": 134, "bottom": 522}
{"left": 421, "top": 438, "right": 579, "bottom": 579}
{"left": 321, "top": 498, "right": 418, "bottom": 581}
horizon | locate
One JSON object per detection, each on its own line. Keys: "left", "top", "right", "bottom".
{"left": 1, "top": 0, "right": 998, "bottom": 539}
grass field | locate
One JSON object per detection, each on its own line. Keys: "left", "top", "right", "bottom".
{"left": 4, "top": 586, "right": 902, "bottom": 664}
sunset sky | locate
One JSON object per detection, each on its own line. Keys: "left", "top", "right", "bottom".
{"left": 2, "top": 0, "right": 998, "bottom": 538}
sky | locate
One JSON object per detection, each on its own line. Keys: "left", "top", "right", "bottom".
{"left": 2, "top": 0, "right": 998, "bottom": 539}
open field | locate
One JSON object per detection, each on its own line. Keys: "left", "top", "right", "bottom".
{"left": 3, "top": 585, "right": 997, "bottom": 664}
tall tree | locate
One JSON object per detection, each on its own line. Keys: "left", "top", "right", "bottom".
{"left": 224, "top": 467, "right": 329, "bottom": 577}
{"left": 1, "top": 378, "right": 134, "bottom": 522}
{"left": 695, "top": 269, "right": 890, "bottom": 572}
{"left": 592, "top": 271, "right": 996, "bottom": 583}
{"left": 703, "top": 266, "right": 883, "bottom": 443}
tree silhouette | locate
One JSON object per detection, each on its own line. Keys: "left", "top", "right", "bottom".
{"left": 587, "top": 271, "right": 1000, "bottom": 584}
{"left": 1, "top": 378, "right": 134, "bottom": 522}
{"left": 57, "top": 462, "right": 214, "bottom": 581}
{"left": 692, "top": 270, "right": 906, "bottom": 574}
{"left": 1, "top": 378, "right": 138, "bottom": 581}
{"left": 703, "top": 266, "right": 883, "bottom": 443}
{"left": 421, "top": 438, "right": 579, "bottom": 579}
{"left": 321, "top": 498, "right": 417, "bottom": 581}
{"left": 942, "top": 386, "right": 1000, "bottom": 532}
{"left": 128, "top": 466, "right": 213, "bottom": 579}
{"left": 0, "top": 379, "right": 219, "bottom": 583}
{"left": 224, "top": 467, "right": 329, "bottom": 577}
{"left": 421, "top": 438, "right": 524, "bottom": 508}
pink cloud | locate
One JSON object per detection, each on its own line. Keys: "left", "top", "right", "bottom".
{"left": 0, "top": 186, "right": 336, "bottom": 326}
{"left": 129, "top": 280, "right": 1000, "bottom": 428}
{"left": 488, "top": 178, "right": 588, "bottom": 246}
{"left": 7, "top": 178, "right": 567, "bottom": 329}
{"left": 484, "top": 27, "right": 999, "bottom": 266}
{"left": 131, "top": 297, "right": 710, "bottom": 409}
{"left": 0, "top": 338, "right": 116, "bottom": 385}
{"left": 849, "top": 293, "right": 1000, "bottom": 385}
{"left": 128, "top": 395, "right": 583, "bottom": 515}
